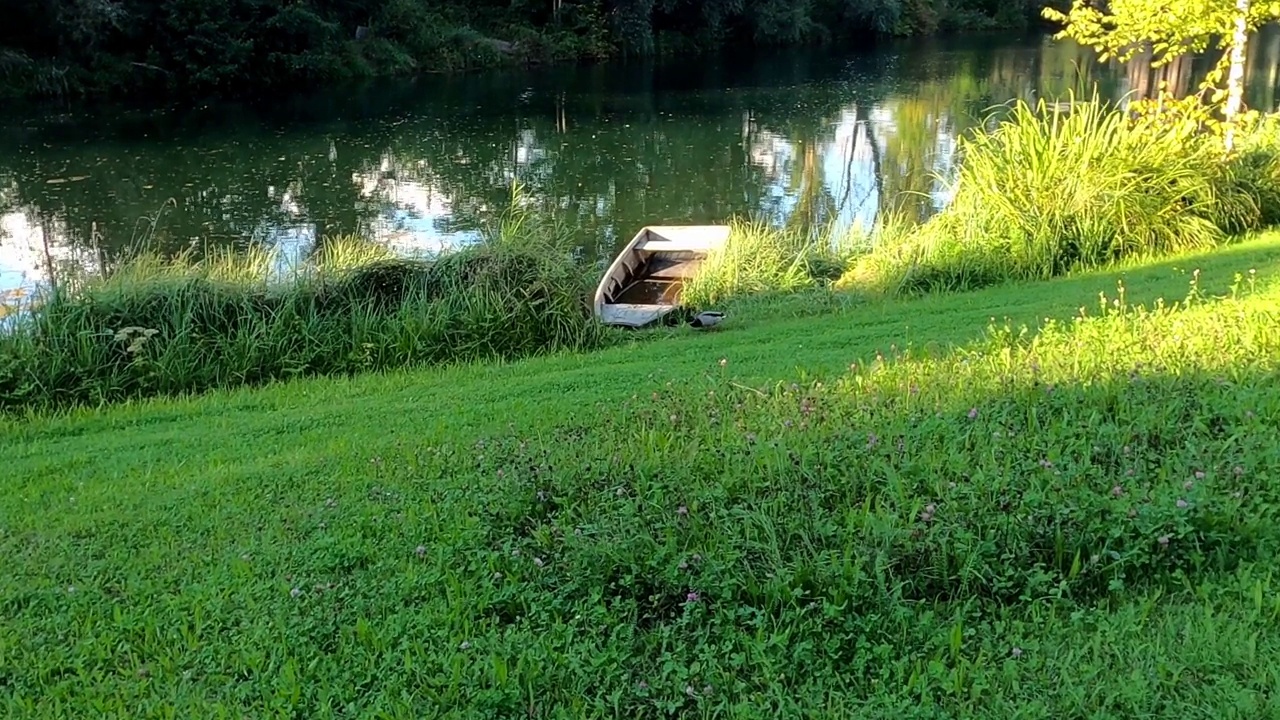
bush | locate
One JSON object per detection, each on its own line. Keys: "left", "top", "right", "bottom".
{"left": 1232, "top": 114, "right": 1280, "bottom": 228}
{"left": 845, "top": 98, "right": 1280, "bottom": 294}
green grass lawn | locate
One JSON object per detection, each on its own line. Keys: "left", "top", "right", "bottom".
{"left": 3, "top": 233, "right": 1280, "bottom": 718}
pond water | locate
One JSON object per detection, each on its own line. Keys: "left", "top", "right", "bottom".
{"left": 5, "top": 29, "right": 1280, "bottom": 302}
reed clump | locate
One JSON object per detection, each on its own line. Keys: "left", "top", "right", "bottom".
{"left": 681, "top": 220, "right": 861, "bottom": 307}
{"left": 842, "top": 98, "right": 1280, "bottom": 294}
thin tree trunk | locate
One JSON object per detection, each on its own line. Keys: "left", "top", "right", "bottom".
{"left": 39, "top": 212, "right": 58, "bottom": 296}
{"left": 861, "top": 104, "right": 885, "bottom": 234}
{"left": 1224, "top": 0, "right": 1251, "bottom": 150}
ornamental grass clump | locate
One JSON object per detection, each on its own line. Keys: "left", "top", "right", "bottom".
{"left": 845, "top": 96, "right": 1280, "bottom": 294}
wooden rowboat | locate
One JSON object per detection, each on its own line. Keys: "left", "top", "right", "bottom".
{"left": 594, "top": 225, "right": 730, "bottom": 328}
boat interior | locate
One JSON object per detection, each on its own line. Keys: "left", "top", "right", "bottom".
{"left": 600, "top": 250, "right": 704, "bottom": 306}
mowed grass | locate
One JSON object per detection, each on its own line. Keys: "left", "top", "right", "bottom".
{"left": 2, "top": 233, "right": 1280, "bottom": 718}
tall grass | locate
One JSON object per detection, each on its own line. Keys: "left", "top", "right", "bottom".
{"left": 0, "top": 206, "right": 611, "bottom": 412}
{"left": 681, "top": 220, "right": 860, "bottom": 307}
{"left": 843, "top": 98, "right": 1280, "bottom": 294}
{"left": 1229, "top": 112, "right": 1280, "bottom": 227}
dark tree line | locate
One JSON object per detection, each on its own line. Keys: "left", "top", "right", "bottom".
{"left": 0, "top": 0, "right": 1044, "bottom": 98}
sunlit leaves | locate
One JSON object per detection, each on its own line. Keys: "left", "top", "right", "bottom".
{"left": 1043, "top": 0, "right": 1250, "bottom": 66}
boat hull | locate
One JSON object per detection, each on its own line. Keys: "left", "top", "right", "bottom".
{"left": 593, "top": 225, "right": 730, "bottom": 328}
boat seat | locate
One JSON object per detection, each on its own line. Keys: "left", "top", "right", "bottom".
{"left": 645, "top": 258, "right": 702, "bottom": 280}
{"left": 637, "top": 239, "right": 722, "bottom": 253}
{"left": 599, "top": 303, "right": 675, "bottom": 328}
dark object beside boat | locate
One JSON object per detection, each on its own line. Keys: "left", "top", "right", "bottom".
{"left": 689, "top": 311, "right": 725, "bottom": 329}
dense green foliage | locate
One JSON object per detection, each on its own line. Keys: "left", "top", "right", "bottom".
{"left": 0, "top": 218, "right": 609, "bottom": 412}
{"left": 0, "top": 0, "right": 1044, "bottom": 98}
{"left": 843, "top": 100, "right": 1280, "bottom": 293}
{"left": 3, "top": 239, "right": 1280, "bottom": 717}
{"left": 1045, "top": 0, "right": 1279, "bottom": 66}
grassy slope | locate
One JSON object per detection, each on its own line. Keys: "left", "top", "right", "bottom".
{"left": 3, "top": 233, "right": 1280, "bottom": 718}
{"left": 12, "top": 233, "right": 1279, "bottom": 444}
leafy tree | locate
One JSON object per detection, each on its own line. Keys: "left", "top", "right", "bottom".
{"left": 1044, "top": 0, "right": 1280, "bottom": 147}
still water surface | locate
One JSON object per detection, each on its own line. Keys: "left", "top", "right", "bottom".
{"left": 5, "top": 31, "right": 1280, "bottom": 300}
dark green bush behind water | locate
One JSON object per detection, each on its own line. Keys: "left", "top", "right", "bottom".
{"left": 0, "top": 0, "right": 1044, "bottom": 99}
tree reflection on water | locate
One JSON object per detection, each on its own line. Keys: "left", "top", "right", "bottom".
{"left": 4, "top": 29, "right": 1280, "bottom": 300}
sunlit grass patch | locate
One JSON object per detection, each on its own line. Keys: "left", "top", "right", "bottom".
{"left": 681, "top": 219, "right": 862, "bottom": 308}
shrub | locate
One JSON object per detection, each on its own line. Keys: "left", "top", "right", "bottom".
{"left": 1231, "top": 114, "right": 1280, "bottom": 228}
